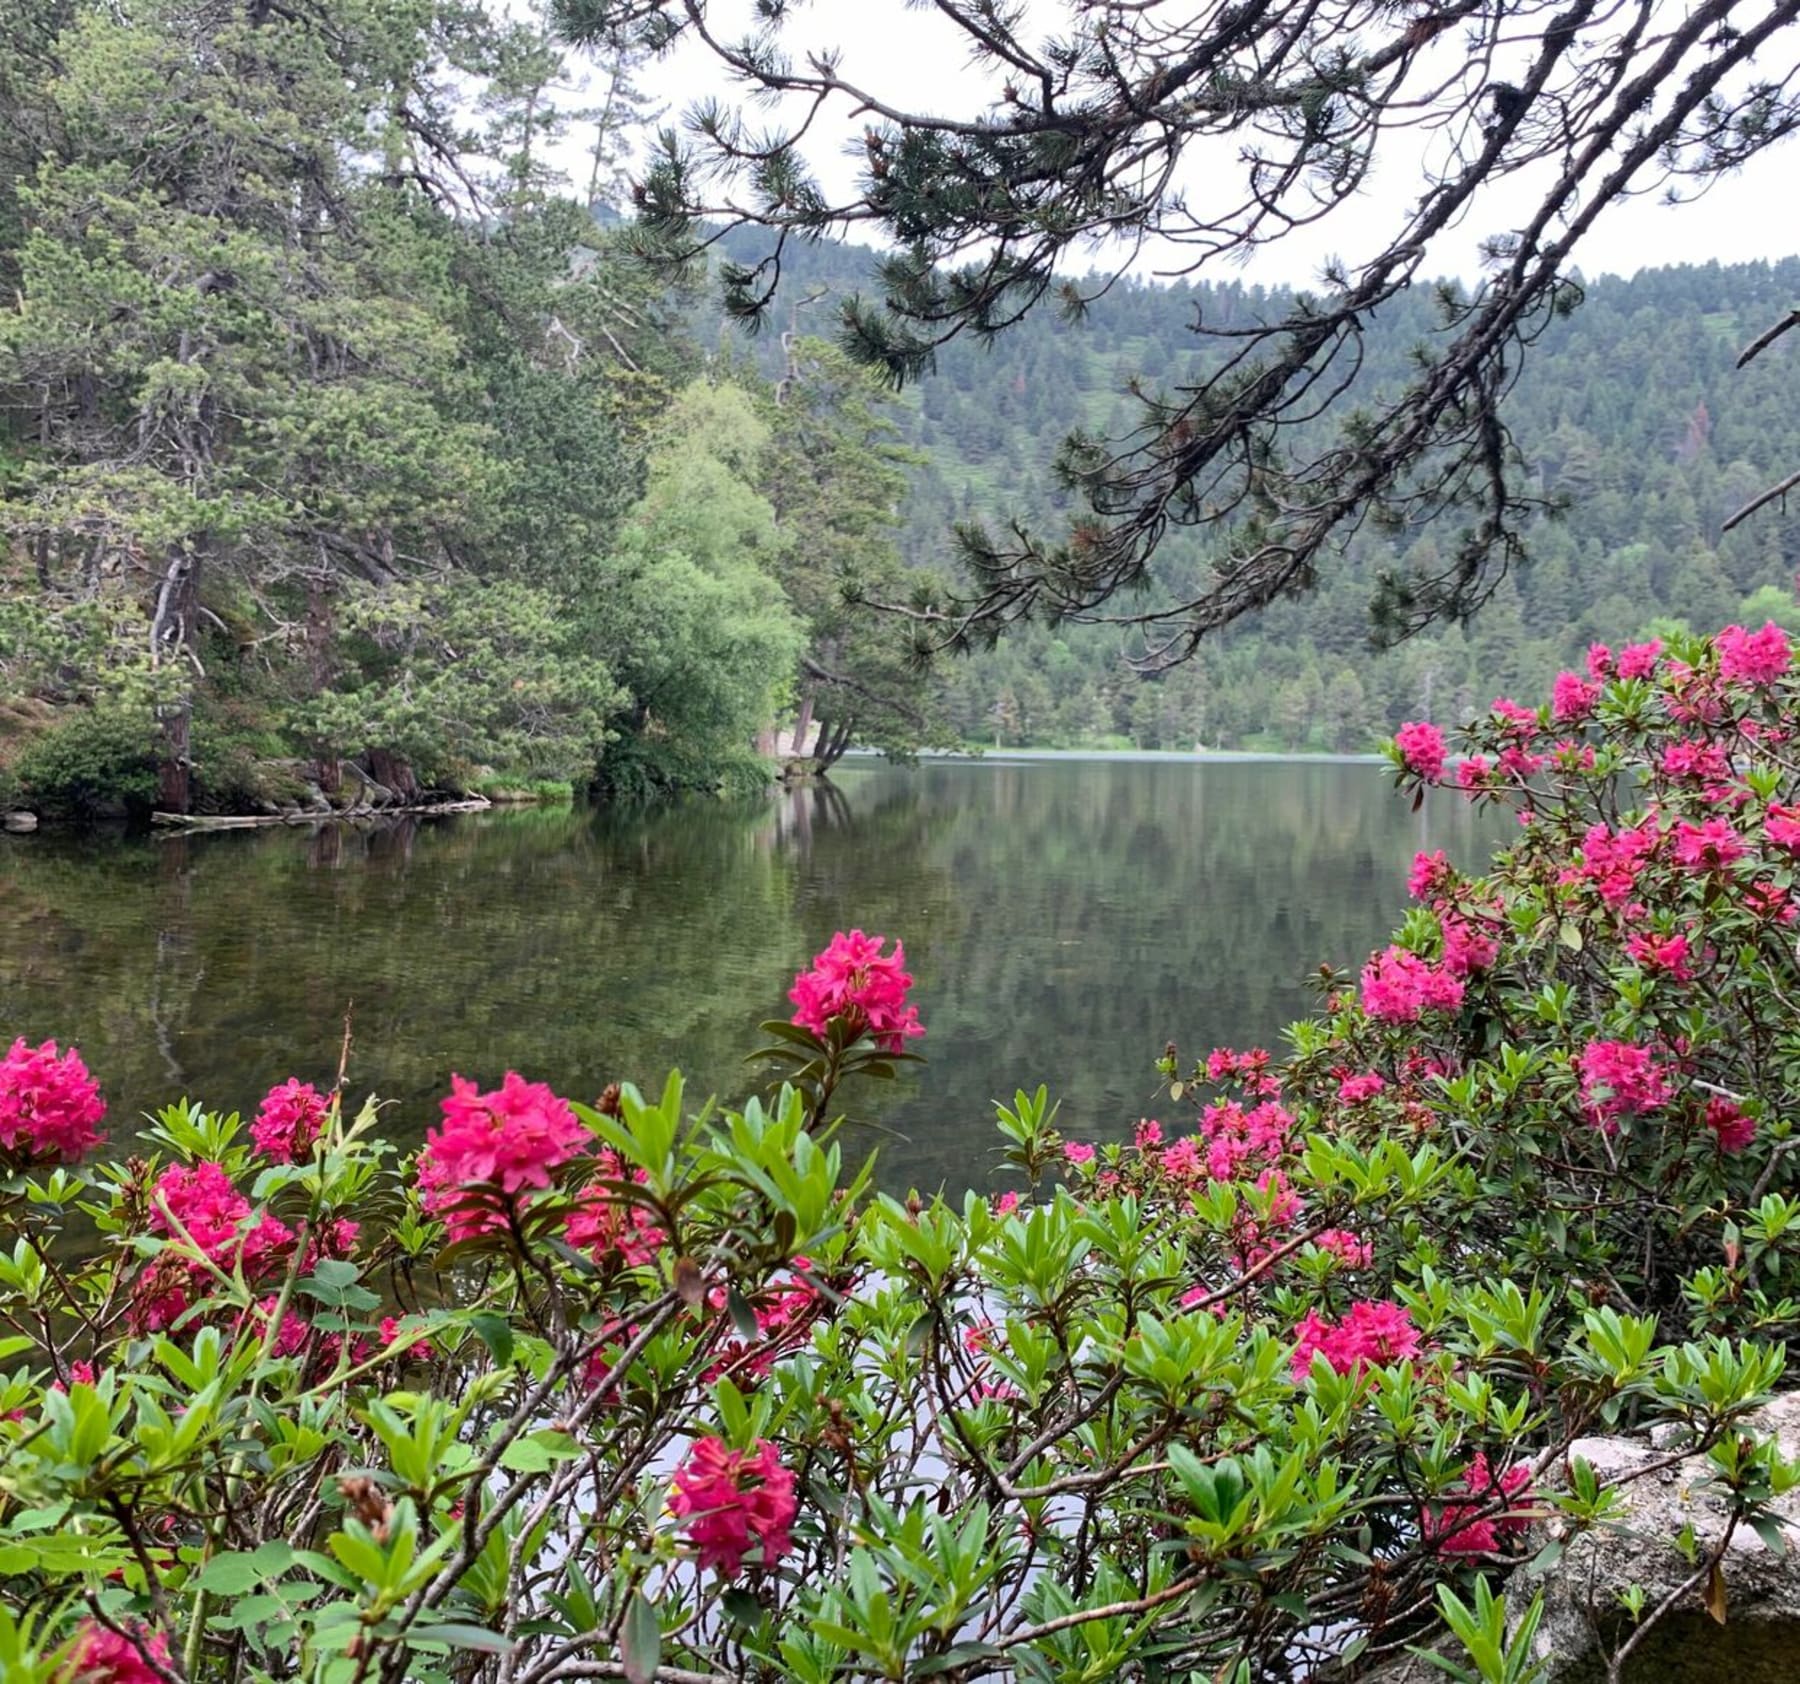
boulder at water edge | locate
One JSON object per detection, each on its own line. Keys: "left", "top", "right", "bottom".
{"left": 1354, "top": 1393, "right": 1800, "bottom": 1683}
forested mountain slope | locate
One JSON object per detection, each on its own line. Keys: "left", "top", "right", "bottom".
{"left": 704, "top": 233, "right": 1800, "bottom": 751}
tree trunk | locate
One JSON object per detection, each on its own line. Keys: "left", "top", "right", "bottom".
{"left": 152, "top": 548, "right": 202, "bottom": 814}
{"left": 365, "top": 746, "right": 418, "bottom": 801}
{"left": 791, "top": 692, "right": 815, "bottom": 756}
{"left": 814, "top": 716, "right": 856, "bottom": 772}
{"left": 307, "top": 573, "right": 341, "bottom": 795}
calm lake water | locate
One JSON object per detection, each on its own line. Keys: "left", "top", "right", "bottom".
{"left": 1, "top": 758, "right": 1502, "bottom": 1191}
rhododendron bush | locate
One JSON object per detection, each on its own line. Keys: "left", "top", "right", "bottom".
{"left": 1, "top": 641, "right": 1798, "bottom": 1684}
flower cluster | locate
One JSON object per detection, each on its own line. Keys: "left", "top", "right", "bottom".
{"left": 669, "top": 1437, "right": 797, "bottom": 1576}
{"left": 63, "top": 1620, "right": 175, "bottom": 1684}
{"left": 1393, "top": 720, "right": 1447, "bottom": 782}
{"left": 788, "top": 929, "right": 924, "bottom": 1053}
{"left": 0, "top": 1037, "right": 104, "bottom": 1166}
{"left": 250, "top": 1078, "right": 330, "bottom": 1161}
{"left": 1290, "top": 1300, "right": 1421, "bottom": 1380}
{"left": 416, "top": 1072, "right": 590, "bottom": 1239}
{"left": 1575, "top": 1040, "right": 1671, "bottom": 1129}
{"left": 1423, "top": 1453, "right": 1534, "bottom": 1555}
{"left": 565, "top": 1149, "right": 665, "bottom": 1267}
{"left": 1359, "top": 946, "right": 1464, "bottom": 1022}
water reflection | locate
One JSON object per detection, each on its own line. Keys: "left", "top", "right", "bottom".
{"left": 0, "top": 761, "right": 1502, "bottom": 1192}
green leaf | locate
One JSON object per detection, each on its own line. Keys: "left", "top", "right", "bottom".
{"left": 470, "top": 1313, "right": 514, "bottom": 1369}
{"left": 620, "top": 1590, "right": 660, "bottom": 1684}
{"left": 415, "top": 1623, "right": 514, "bottom": 1655}
{"left": 910, "top": 1644, "right": 1008, "bottom": 1678}
{"left": 198, "top": 1554, "right": 263, "bottom": 1594}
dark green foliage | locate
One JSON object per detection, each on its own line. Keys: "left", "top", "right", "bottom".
{"left": 5, "top": 705, "right": 158, "bottom": 818}
{"left": 697, "top": 232, "right": 1800, "bottom": 751}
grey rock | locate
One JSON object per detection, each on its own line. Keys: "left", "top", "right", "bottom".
{"left": 1352, "top": 1395, "right": 1800, "bottom": 1684}
{"left": 2, "top": 810, "right": 38, "bottom": 833}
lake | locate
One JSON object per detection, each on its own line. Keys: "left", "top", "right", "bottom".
{"left": 0, "top": 757, "right": 1503, "bottom": 1192}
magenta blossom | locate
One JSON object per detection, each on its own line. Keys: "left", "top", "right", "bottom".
{"left": 1716, "top": 621, "right": 1791, "bottom": 685}
{"left": 669, "top": 1437, "right": 797, "bottom": 1576}
{"left": 1551, "top": 670, "right": 1599, "bottom": 722}
{"left": 0, "top": 1037, "right": 105, "bottom": 1165}
{"left": 250, "top": 1078, "right": 330, "bottom": 1162}
{"left": 1394, "top": 721, "right": 1447, "bottom": 782}
{"left": 788, "top": 929, "right": 924, "bottom": 1053}
{"left": 416, "top": 1073, "right": 589, "bottom": 1239}
{"left": 1359, "top": 946, "right": 1464, "bottom": 1023}
{"left": 1616, "top": 639, "right": 1662, "bottom": 680}
{"left": 1704, "top": 1097, "right": 1756, "bottom": 1154}
{"left": 63, "top": 1620, "right": 176, "bottom": 1684}
{"left": 1576, "top": 1040, "right": 1672, "bottom": 1128}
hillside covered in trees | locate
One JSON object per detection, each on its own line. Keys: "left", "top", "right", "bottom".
{"left": 3, "top": 0, "right": 1799, "bottom": 817}
{"left": 702, "top": 232, "right": 1800, "bottom": 752}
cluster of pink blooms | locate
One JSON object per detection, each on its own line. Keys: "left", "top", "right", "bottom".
{"left": 1290, "top": 1299, "right": 1421, "bottom": 1380}
{"left": 1716, "top": 621, "right": 1791, "bottom": 686}
{"left": 703, "top": 1265, "right": 824, "bottom": 1384}
{"left": 566, "top": 1150, "right": 666, "bottom": 1268}
{"left": 1624, "top": 930, "right": 1693, "bottom": 981}
{"left": 250, "top": 1078, "right": 330, "bottom": 1162}
{"left": 1359, "top": 946, "right": 1465, "bottom": 1023}
{"left": 1408, "top": 850, "right": 1454, "bottom": 901}
{"left": 1337, "top": 1072, "right": 1387, "bottom": 1105}
{"left": 1394, "top": 721, "right": 1447, "bottom": 783}
{"left": 1672, "top": 817, "right": 1746, "bottom": 873}
{"left": 1423, "top": 1452, "right": 1534, "bottom": 1555}
{"left": 1199, "top": 1096, "right": 1297, "bottom": 1181}
{"left": 134, "top": 1161, "right": 295, "bottom": 1333}
{"left": 0, "top": 1037, "right": 105, "bottom": 1165}
{"left": 788, "top": 929, "right": 924, "bottom": 1054}
{"left": 1766, "top": 803, "right": 1800, "bottom": 850}
{"left": 62, "top": 1620, "right": 174, "bottom": 1684}
{"left": 1577, "top": 821, "right": 1659, "bottom": 905}
{"left": 1313, "top": 1229, "right": 1373, "bottom": 1268}
{"left": 1575, "top": 1040, "right": 1672, "bottom": 1128}
{"left": 1205, "top": 1046, "right": 1283, "bottom": 1097}
{"left": 416, "top": 1072, "right": 591, "bottom": 1239}
{"left": 1704, "top": 1097, "right": 1757, "bottom": 1154}
{"left": 668, "top": 1436, "right": 798, "bottom": 1576}
{"left": 1551, "top": 670, "right": 1599, "bottom": 722}
{"left": 1439, "top": 914, "right": 1497, "bottom": 978}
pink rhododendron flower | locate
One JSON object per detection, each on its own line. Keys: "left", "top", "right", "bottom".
{"left": 1456, "top": 755, "right": 1492, "bottom": 793}
{"left": 1716, "top": 620, "right": 1791, "bottom": 685}
{"left": 1063, "top": 1141, "right": 1095, "bottom": 1165}
{"left": 1625, "top": 931, "right": 1693, "bottom": 981}
{"left": 1290, "top": 1299, "right": 1420, "bottom": 1378}
{"left": 669, "top": 1437, "right": 797, "bottom": 1576}
{"left": 1315, "top": 1229, "right": 1373, "bottom": 1268}
{"left": 1585, "top": 643, "right": 1612, "bottom": 681}
{"left": 64, "top": 1621, "right": 175, "bottom": 1684}
{"left": 379, "top": 1316, "right": 434, "bottom": 1359}
{"left": 1744, "top": 881, "right": 1800, "bottom": 924}
{"left": 1673, "top": 818, "right": 1746, "bottom": 872}
{"left": 1580, "top": 822, "right": 1659, "bottom": 904}
{"left": 1408, "top": 849, "right": 1452, "bottom": 901}
{"left": 993, "top": 1190, "right": 1020, "bottom": 1215}
{"left": 1394, "top": 721, "right": 1447, "bottom": 782}
{"left": 1440, "top": 915, "right": 1497, "bottom": 978}
{"left": 250, "top": 1078, "right": 329, "bottom": 1162}
{"left": 1134, "top": 1118, "right": 1163, "bottom": 1150}
{"left": 1551, "top": 670, "right": 1599, "bottom": 721}
{"left": 150, "top": 1161, "right": 291, "bottom": 1273}
{"left": 1360, "top": 946, "right": 1464, "bottom": 1022}
{"left": 1617, "top": 639, "right": 1662, "bottom": 680}
{"left": 1337, "top": 1072, "right": 1387, "bottom": 1105}
{"left": 1704, "top": 1097, "right": 1756, "bottom": 1153}
{"left": 416, "top": 1072, "right": 588, "bottom": 1238}
{"left": 0, "top": 1037, "right": 105, "bottom": 1165}
{"left": 1765, "top": 804, "right": 1800, "bottom": 850}
{"left": 1576, "top": 1040, "right": 1671, "bottom": 1127}
{"left": 566, "top": 1150, "right": 665, "bottom": 1267}
{"left": 1424, "top": 1453, "right": 1533, "bottom": 1555}
{"left": 1491, "top": 698, "right": 1539, "bottom": 734}
{"left": 787, "top": 929, "right": 924, "bottom": 1053}
{"left": 1160, "top": 1136, "right": 1204, "bottom": 1180}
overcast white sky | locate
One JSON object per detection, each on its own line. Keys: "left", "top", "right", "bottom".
{"left": 551, "top": 0, "right": 1800, "bottom": 290}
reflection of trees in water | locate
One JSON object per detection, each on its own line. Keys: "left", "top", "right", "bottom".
{"left": 0, "top": 767, "right": 1499, "bottom": 1192}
